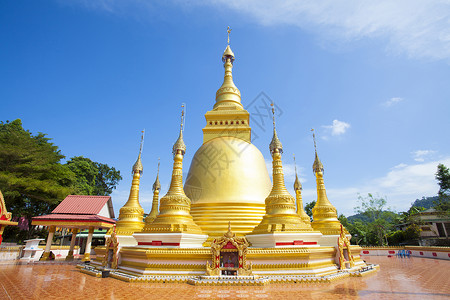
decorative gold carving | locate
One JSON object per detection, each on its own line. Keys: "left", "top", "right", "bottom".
{"left": 337, "top": 225, "right": 355, "bottom": 270}
{"left": 102, "top": 226, "right": 119, "bottom": 269}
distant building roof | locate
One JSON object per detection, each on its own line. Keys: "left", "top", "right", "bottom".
{"left": 52, "top": 195, "right": 114, "bottom": 218}
{"left": 32, "top": 214, "right": 115, "bottom": 223}
{"left": 32, "top": 195, "right": 116, "bottom": 229}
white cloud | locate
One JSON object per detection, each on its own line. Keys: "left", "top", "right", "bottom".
{"left": 322, "top": 119, "right": 351, "bottom": 136}
{"left": 303, "top": 157, "right": 450, "bottom": 216}
{"left": 411, "top": 150, "right": 436, "bottom": 162}
{"left": 65, "top": 1, "right": 450, "bottom": 61}
{"left": 209, "top": 0, "right": 450, "bottom": 61}
{"left": 383, "top": 97, "right": 404, "bottom": 107}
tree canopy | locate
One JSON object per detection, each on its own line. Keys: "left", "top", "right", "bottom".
{"left": 0, "top": 119, "right": 122, "bottom": 242}
{"left": 435, "top": 164, "right": 450, "bottom": 213}
{"left": 66, "top": 156, "right": 122, "bottom": 196}
{"left": 0, "top": 119, "right": 76, "bottom": 224}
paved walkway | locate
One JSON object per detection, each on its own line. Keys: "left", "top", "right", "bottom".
{"left": 0, "top": 256, "right": 449, "bottom": 299}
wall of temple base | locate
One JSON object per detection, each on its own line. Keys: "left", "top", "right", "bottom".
{"left": 360, "top": 246, "right": 450, "bottom": 260}
{"left": 93, "top": 245, "right": 366, "bottom": 278}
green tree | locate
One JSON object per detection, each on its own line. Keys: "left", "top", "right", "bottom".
{"left": 354, "top": 193, "right": 395, "bottom": 246}
{"left": 0, "top": 119, "right": 76, "bottom": 239}
{"left": 66, "top": 156, "right": 122, "bottom": 196}
{"left": 304, "top": 201, "right": 316, "bottom": 221}
{"left": 435, "top": 164, "right": 450, "bottom": 213}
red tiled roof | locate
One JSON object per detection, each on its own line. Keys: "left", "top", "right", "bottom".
{"left": 51, "top": 195, "right": 111, "bottom": 215}
{"left": 33, "top": 214, "right": 115, "bottom": 224}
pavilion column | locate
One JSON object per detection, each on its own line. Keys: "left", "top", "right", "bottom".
{"left": 82, "top": 227, "right": 95, "bottom": 262}
{"left": 40, "top": 225, "right": 56, "bottom": 261}
{"left": 66, "top": 228, "right": 79, "bottom": 261}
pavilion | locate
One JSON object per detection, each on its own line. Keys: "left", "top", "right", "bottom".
{"left": 32, "top": 195, "right": 115, "bottom": 261}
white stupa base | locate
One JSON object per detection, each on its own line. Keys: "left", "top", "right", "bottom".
{"left": 246, "top": 232, "right": 323, "bottom": 248}
{"left": 114, "top": 235, "right": 138, "bottom": 247}
{"left": 132, "top": 232, "right": 208, "bottom": 248}
{"left": 318, "top": 234, "right": 352, "bottom": 247}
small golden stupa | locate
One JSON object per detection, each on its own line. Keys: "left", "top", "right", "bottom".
{"left": 91, "top": 27, "right": 372, "bottom": 284}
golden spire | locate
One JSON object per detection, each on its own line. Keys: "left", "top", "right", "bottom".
{"left": 293, "top": 154, "right": 311, "bottom": 223}
{"left": 144, "top": 159, "right": 161, "bottom": 225}
{"left": 115, "top": 131, "right": 145, "bottom": 235}
{"left": 310, "top": 129, "right": 347, "bottom": 235}
{"left": 250, "top": 105, "right": 312, "bottom": 234}
{"left": 143, "top": 105, "right": 204, "bottom": 234}
{"left": 215, "top": 26, "right": 242, "bottom": 109}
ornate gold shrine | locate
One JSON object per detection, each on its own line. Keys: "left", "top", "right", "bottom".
{"left": 0, "top": 190, "right": 18, "bottom": 245}
{"left": 102, "top": 226, "right": 119, "bottom": 269}
{"left": 337, "top": 225, "right": 355, "bottom": 270}
{"left": 206, "top": 223, "right": 252, "bottom": 276}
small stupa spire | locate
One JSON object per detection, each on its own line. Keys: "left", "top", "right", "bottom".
{"left": 143, "top": 105, "right": 204, "bottom": 235}
{"left": 310, "top": 129, "right": 346, "bottom": 235}
{"left": 293, "top": 154, "right": 310, "bottom": 223}
{"left": 144, "top": 158, "right": 161, "bottom": 226}
{"left": 116, "top": 131, "right": 146, "bottom": 235}
{"left": 250, "top": 105, "right": 313, "bottom": 234}
{"left": 215, "top": 26, "right": 242, "bottom": 108}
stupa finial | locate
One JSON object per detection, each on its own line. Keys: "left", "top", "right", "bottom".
{"left": 227, "top": 26, "right": 232, "bottom": 45}
{"left": 294, "top": 154, "right": 302, "bottom": 191}
{"left": 311, "top": 128, "right": 324, "bottom": 173}
{"left": 172, "top": 104, "right": 186, "bottom": 156}
{"left": 152, "top": 158, "right": 161, "bottom": 192}
{"left": 269, "top": 102, "right": 283, "bottom": 154}
{"left": 132, "top": 130, "right": 145, "bottom": 174}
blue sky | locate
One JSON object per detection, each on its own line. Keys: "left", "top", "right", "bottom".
{"left": 2, "top": 0, "right": 450, "bottom": 216}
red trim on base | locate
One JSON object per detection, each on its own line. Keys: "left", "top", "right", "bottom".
{"left": 363, "top": 250, "right": 369, "bottom": 254}
{"left": 275, "top": 240, "right": 317, "bottom": 246}
{"left": 432, "top": 252, "right": 437, "bottom": 257}
{"left": 138, "top": 241, "right": 180, "bottom": 246}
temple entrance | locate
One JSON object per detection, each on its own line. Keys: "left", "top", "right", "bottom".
{"left": 220, "top": 244, "right": 239, "bottom": 275}
{"left": 206, "top": 222, "right": 253, "bottom": 277}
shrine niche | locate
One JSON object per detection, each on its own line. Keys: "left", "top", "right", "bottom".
{"left": 337, "top": 225, "right": 355, "bottom": 270}
{"left": 206, "top": 222, "right": 252, "bottom": 276}
{"left": 102, "top": 226, "right": 119, "bottom": 269}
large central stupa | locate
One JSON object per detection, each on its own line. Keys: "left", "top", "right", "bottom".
{"left": 184, "top": 43, "right": 271, "bottom": 239}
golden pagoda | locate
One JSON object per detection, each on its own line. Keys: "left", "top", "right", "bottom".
{"left": 185, "top": 27, "right": 271, "bottom": 239}
{"left": 133, "top": 106, "right": 207, "bottom": 247}
{"left": 246, "top": 104, "right": 321, "bottom": 247}
{"left": 89, "top": 28, "right": 373, "bottom": 283}
{"left": 114, "top": 131, "right": 145, "bottom": 245}
{"left": 310, "top": 129, "right": 349, "bottom": 243}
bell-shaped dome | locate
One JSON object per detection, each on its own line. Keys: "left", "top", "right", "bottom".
{"left": 185, "top": 136, "right": 271, "bottom": 239}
